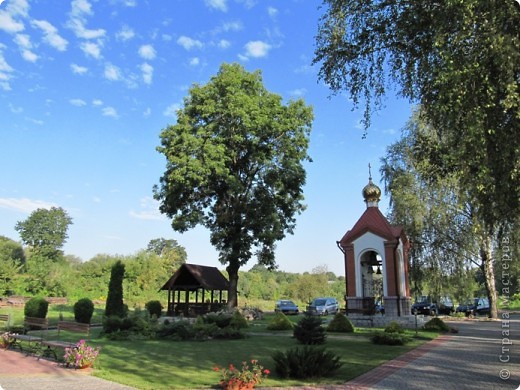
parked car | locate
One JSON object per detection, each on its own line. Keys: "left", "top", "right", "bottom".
{"left": 456, "top": 297, "right": 490, "bottom": 316}
{"left": 306, "top": 297, "right": 339, "bottom": 316}
{"left": 274, "top": 299, "right": 299, "bottom": 315}
{"left": 411, "top": 296, "right": 454, "bottom": 316}
{"left": 375, "top": 301, "right": 385, "bottom": 315}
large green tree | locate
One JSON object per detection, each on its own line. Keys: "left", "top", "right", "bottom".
{"left": 154, "top": 63, "right": 313, "bottom": 308}
{"left": 381, "top": 113, "right": 487, "bottom": 303}
{"left": 15, "top": 207, "right": 73, "bottom": 260}
{"left": 314, "top": 0, "right": 520, "bottom": 318}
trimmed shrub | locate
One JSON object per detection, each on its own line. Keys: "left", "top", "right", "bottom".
{"left": 327, "top": 313, "right": 355, "bottom": 333}
{"left": 229, "top": 310, "right": 249, "bottom": 329}
{"left": 201, "top": 312, "right": 233, "bottom": 328}
{"left": 424, "top": 317, "right": 450, "bottom": 332}
{"left": 105, "top": 260, "right": 126, "bottom": 318}
{"left": 267, "top": 312, "right": 294, "bottom": 331}
{"left": 145, "top": 300, "right": 163, "bottom": 318}
{"left": 293, "top": 314, "right": 326, "bottom": 345}
{"left": 272, "top": 346, "right": 343, "bottom": 379}
{"left": 24, "top": 297, "right": 49, "bottom": 318}
{"left": 103, "top": 315, "right": 124, "bottom": 334}
{"left": 384, "top": 321, "right": 404, "bottom": 334}
{"left": 371, "top": 331, "right": 410, "bottom": 345}
{"left": 158, "top": 320, "right": 196, "bottom": 340}
{"left": 74, "top": 298, "right": 94, "bottom": 324}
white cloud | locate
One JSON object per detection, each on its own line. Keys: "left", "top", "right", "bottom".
{"left": 138, "top": 44, "right": 156, "bottom": 60}
{"left": 80, "top": 41, "right": 101, "bottom": 59}
{"left": 0, "top": 49, "right": 14, "bottom": 91}
{"left": 163, "top": 103, "right": 180, "bottom": 117}
{"left": 0, "top": 0, "right": 28, "bottom": 34}
{"left": 205, "top": 0, "right": 227, "bottom": 12}
{"left": 21, "top": 49, "right": 38, "bottom": 62}
{"left": 70, "top": 0, "right": 93, "bottom": 17}
{"left": 129, "top": 196, "right": 164, "bottom": 220}
{"left": 0, "top": 12, "right": 24, "bottom": 33}
{"left": 222, "top": 21, "right": 242, "bottom": 32}
{"left": 189, "top": 57, "right": 200, "bottom": 66}
{"left": 102, "top": 106, "right": 118, "bottom": 118}
{"left": 68, "top": 0, "right": 105, "bottom": 39}
{"left": 31, "top": 20, "right": 68, "bottom": 51}
{"left": 68, "top": 18, "right": 105, "bottom": 39}
{"left": 92, "top": 99, "right": 103, "bottom": 106}
{"left": 177, "top": 36, "right": 203, "bottom": 50}
{"left": 140, "top": 62, "right": 153, "bottom": 84}
{"left": 104, "top": 63, "right": 121, "bottom": 81}
{"left": 8, "top": 103, "right": 23, "bottom": 114}
{"left": 14, "top": 34, "right": 38, "bottom": 62}
{"left": 71, "top": 63, "right": 88, "bottom": 74}
{"left": 116, "top": 25, "right": 134, "bottom": 41}
{"left": 243, "top": 40, "right": 271, "bottom": 58}
{"left": 289, "top": 88, "right": 307, "bottom": 97}
{"left": 0, "top": 197, "right": 57, "bottom": 213}
{"left": 218, "top": 39, "right": 230, "bottom": 49}
{"left": 70, "top": 98, "right": 87, "bottom": 106}
{"left": 143, "top": 107, "right": 151, "bottom": 117}
{"left": 267, "top": 6, "right": 278, "bottom": 18}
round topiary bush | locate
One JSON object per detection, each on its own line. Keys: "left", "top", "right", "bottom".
{"left": 24, "top": 297, "right": 49, "bottom": 318}
{"left": 74, "top": 298, "right": 94, "bottom": 324}
{"left": 423, "top": 317, "right": 450, "bottom": 332}
{"left": 327, "top": 313, "right": 355, "bottom": 333}
{"left": 145, "top": 300, "right": 163, "bottom": 318}
{"left": 267, "top": 312, "right": 294, "bottom": 331}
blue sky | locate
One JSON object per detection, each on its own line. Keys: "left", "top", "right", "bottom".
{"left": 0, "top": 0, "right": 412, "bottom": 276}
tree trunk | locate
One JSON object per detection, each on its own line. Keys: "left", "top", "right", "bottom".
{"left": 226, "top": 261, "right": 239, "bottom": 310}
{"left": 480, "top": 233, "right": 498, "bottom": 319}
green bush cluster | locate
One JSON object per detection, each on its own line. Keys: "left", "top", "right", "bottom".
{"left": 272, "top": 346, "right": 343, "bottom": 379}
{"left": 266, "top": 312, "right": 294, "bottom": 330}
{"left": 327, "top": 313, "right": 354, "bottom": 333}
{"left": 293, "top": 314, "right": 326, "bottom": 345}
{"left": 423, "top": 317, "right": 450, "bottom": 332}
{"left": 370, "top": 331, "right": 410, "bottom": 345}
{"left": 24, "top": 297, "right": 49, "bottom": 318}
{"left": 145, "top": 300, "right": 163, "bottom": 318}
{"left": 384, "top": 321, "right": 404, "bottom": 334}
{"left": 74, "top": 298, "right": 94, "bottom": 324}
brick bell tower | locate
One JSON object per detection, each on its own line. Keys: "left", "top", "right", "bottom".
{"left": 337, "top": 166, "right": 411, "bottom": 317}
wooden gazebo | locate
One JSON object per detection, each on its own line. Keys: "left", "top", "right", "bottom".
{"left": 160, "top": 263, "right": 229, "bottom": 317}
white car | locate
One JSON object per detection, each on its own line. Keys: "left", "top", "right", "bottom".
{"left": 306, "top": 297, "right": 339, "bottom": 316}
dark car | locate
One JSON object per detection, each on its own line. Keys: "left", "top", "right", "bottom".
{"left": 306, "top": 297, "right": 339, "bottom": 316}
{"left": 411, "top": 296, "right": 454, "bottom": 316}
{"left": 274, "top": 299, "right": 299, "bottom": 315}
{"left": 456, "top": 297, "right": 490, "bottom": 316}
{"left": 411, "top": 296, "right": 437, "bottom": 315}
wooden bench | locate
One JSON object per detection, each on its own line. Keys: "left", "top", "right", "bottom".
{"left": 10, "top": 317, "right": 48, "bottom": 354}
{"left": 0, "top": 313, "right": 10, "bottom": 329}
{"left": 40, "top": 321, "right": 91, "bottom": 360}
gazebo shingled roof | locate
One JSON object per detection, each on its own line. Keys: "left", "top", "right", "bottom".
{"left": 160, "top": 263, "right": 229, "bottom": 292}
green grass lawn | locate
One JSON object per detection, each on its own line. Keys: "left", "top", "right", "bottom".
{"left": 2, "top": 306, "right": 438, "bottom": 389}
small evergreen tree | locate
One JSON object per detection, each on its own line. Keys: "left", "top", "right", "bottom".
{"left": 105, "top": 260, "right": 125, "bottom": 317}
{"left": 293, "top": 314, "right": 326, "bottom": 345}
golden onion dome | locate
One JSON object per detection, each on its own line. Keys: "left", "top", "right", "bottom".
{"left": 362, "top": 178, "right": 381, "bottom": 203}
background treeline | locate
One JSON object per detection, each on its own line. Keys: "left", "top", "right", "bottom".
{"left": 0, "top": 235, "right": 345, "bottom": 310}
